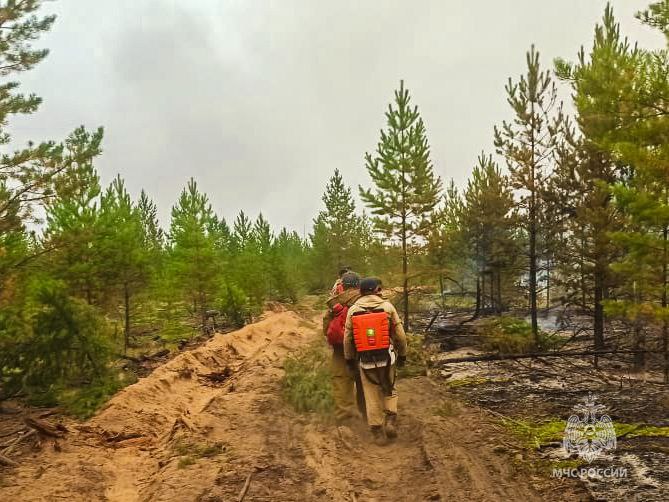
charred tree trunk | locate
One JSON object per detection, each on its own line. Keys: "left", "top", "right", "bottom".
{"left": 545, "top": 258, "right": 551, "bottom": 310}
{"left": 439, "top": 274, "right": 445, "bottom": 310}
{"left": 529, "top": 185, "right": 539, "bottom": 345}
{"left": 496, "top": 269, "right": 503, "bottom": 313}
{"left": 124, "top": 282, "right": 130, "bottom": 354}
{"left": 401, "top": 212, "right": 409, "bottom": 332}
{"left": 593, "top": 260, "right": 605, "bottom": 363}
{"left": 580, "top": 229, "right": 586, "bottom": 311}
{"left": 475, "top": 274, "right": 481, "bottom": 316}
{"left": 663, "top": 224, "right": 668, "bottom": 383}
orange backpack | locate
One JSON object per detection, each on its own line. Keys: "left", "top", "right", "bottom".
{"left": 351, "top": 309, "right": 390, "bottom": 352}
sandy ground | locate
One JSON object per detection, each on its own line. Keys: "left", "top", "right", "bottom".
{"left": 0, "top": 305, "right": 585, "bottom": 501}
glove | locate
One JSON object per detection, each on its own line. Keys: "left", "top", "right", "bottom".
{"left": 345, "top": 359, "right": 357, "bottom": 375}
{"left": 397, "top": 355, "right": 406, "bottom": 368}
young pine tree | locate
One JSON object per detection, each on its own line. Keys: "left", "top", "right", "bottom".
{"left": 558, "top": 3, "right": 669, "bottom": 377}
{"left": 0, "top": 1, "right": 103, "bottom": 290}
{"left": 310, "top": 169, "right": 367, "bottom": 288}
{"left": 44, "top": 157, "right": 103, "bottom": 305}
{"left": 98, "top": 176, "right": 151, "bottom": 352}
{"left": 461, "top": 154, "right": 519, "bottom": 314}
{"left": 361, "top": 81, "right": 442, "bottom": 330}
{"left": 167, "top": 179, "right": 220, "bottom": 332}
{"left": 494, "top": 46, "right": 563, "bottom": 344}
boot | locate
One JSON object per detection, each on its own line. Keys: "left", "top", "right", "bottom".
{"left": 370, "top": 425, "right": 387, "bottom": 446}
{"left": 384, "top": 412, "right": 398, "bottom": 439}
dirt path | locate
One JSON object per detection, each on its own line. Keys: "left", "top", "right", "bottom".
{"left": 0, "top": 306, "right": 581, "bottom": 501}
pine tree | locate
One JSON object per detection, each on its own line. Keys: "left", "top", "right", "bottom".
{"left": 361, "top": 80, "right": 442, "bottom": 330}
{"left": 558, "top": 2, "right": 669, "bottom": 378}
{"left": 137, "top": 190, "right": 165, "bottom": 257}
{"left": 167, "top": 179, "right": 220, "bottom": 332}
{"left": 494, "top": 46, "right": 563, "bottom": 344}
{"left": 461, "top": 154, "right": 519, "bottom": 313}
{"left": 427, "top": 180, "right": 469, "bottom": 306}
{"left": 43, "top": 153, "right": 102, "bottom": 305}
{"left": 0, "top": 2, "right": 102, "bottom": 291}
{"left": 310, "top": 169, "right": 368, "bottom": 289}
{"left": 98, "top": 176, "right": 151, "bottom": 352}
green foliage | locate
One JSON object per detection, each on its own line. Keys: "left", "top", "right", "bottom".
{"left": 360, "top": 80, "right": 442, "bottom": 329}
{"left": 481, "top": 317, "right": 559, "bottom": 353}
{"left": 432, "top": 400, "right": 460, "bottom": 418}
{"left": 501, "top": 417, "right": 566, "bottom": 449}
{"left": 309, "top": 169, "right": 375, "bottom": 290}
{"left": 360, "top": 81, "right": 442, "bottom": 243}
{"left": 502, "top": 416, "right": 669, "bottom": 450}
{"left": 55, "top": 372, "right": 136, "bottom": 419}
{"left": 397, "top": 333, "right": 427, "bottom": 378}
{"left": 173, "top": 439, "right": 225, "bottom": 459}
{"left": 495, "top": 46, "right": 564, "bottom": 341}
{"left": 218, "top": 282, "right": 249, "bottom": 328}
{"left": 281, "top": 342, "right": 334, "bottom": 415}
{"left": 1, "top": 279, "right": 113, "bottom": 397}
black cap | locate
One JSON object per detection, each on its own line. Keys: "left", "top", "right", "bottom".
{"left": 360, "top": 277, "right": 382, "bottom": 295}
{"left": 341, "top": 272, "right": 360, "bottom": 289}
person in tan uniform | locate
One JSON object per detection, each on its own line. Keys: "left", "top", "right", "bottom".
{"left": 323, "top": 271, "right": 363, "bottom": 422}
{"left": 330, "top": 266, "right": 350, "bottom": 296}
{"left": 344, "top": 277, "right": 407, "bottom": 444}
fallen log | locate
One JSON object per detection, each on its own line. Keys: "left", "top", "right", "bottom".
{"left": 0, "top": 453, "right": 17, "bottom": 467}
{"left": 437, "top": 349, "right": 659, "bottom": 365}
{"left": 141, "top": 349, "right": 170, "bottom": 361}
{"left": 238, "top": 470, "right": 254, "bottom": 502}
{"left": 24, "top": 417, "right": 66, "bottom": 438}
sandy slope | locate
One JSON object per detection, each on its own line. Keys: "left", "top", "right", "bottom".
{"left": 1, "top": 305, "right": 583, "bottom": 501}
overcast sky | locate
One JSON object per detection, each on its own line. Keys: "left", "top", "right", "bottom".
{"left": 9, "top": 0, "right": 666, "bottom": 234}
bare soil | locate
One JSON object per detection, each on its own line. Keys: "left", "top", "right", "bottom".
{"left": 0, "top": 304, "right": 586, "bottom": 501}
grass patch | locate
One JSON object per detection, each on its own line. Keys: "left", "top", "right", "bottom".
{"left": 398, "top": 333, "right": 427, "bottom": 378}
{"left": 614, "top": 423, "right": 669, "bottom": 438}
{"left": 27, "top": 372, "right": 137, "bottom": 419}
{"left": 173, "top": 439, "right": 226, "bottom": 469}
{"left": 281, "top": 342, "right": 334, "bottom": 416}
{"left": 502, "top": 417, "right": 566, "bottom": 449}
{"left": 433, "top": 400, "right": 460, "bottom": 418}
{"left": 173, "top": 439, "right": 226, "bottom": 458}
{"left": 481, "top": 317, "right": 561, "bottom": 353}
{"left": 501, "top": 416, "right": 669, "bottom": 450}
{"left": 446, "top": 376, "right": 493, "bottom": 388}
{"left": 177, "top": 456, "right": 196, "bottom": 469}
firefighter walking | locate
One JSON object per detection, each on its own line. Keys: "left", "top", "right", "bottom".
{"left": 344, "top": 277, "right": 407, "bottom": 445}
{"left": 323, "top": 271, "right": 364, "bottom": 422}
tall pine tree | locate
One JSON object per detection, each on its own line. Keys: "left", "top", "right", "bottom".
{"left": 494, "top": 46, "right": 563, "bottom": 344}
{"left": 361, "top": 80, "right": 442, "bottom": 330}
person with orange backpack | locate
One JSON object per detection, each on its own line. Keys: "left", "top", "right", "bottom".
{"left": 322, "top": 271, "right": 363, "bottom": 422}
{"left": 343, "top": 277, "right": 407, "bottom": 445}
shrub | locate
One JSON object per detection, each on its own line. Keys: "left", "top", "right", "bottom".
{"left": 219, "top": 282, "right": 250, "bottom": 328}
{"left": 398, "top": 333, "right": 427, "bottom": 378}
{"left": 281, "top": 342, "right": 333, "bottom": 415}
{"left": 481, "top": 316, "right": 558, "bottom": 353}
{"left": 3, "top": 280, "right": 114, "bottom": 397}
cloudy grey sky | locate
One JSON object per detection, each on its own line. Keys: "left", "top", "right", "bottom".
{"left": 9, "top": 0, "right": 666, "bottom": 233}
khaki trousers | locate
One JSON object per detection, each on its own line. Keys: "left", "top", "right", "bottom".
{"left": 359, "top": 364, "right": 397, "bottom": 427}
{"left": 331, "top": 345, "right": 355, "bottom": 420}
